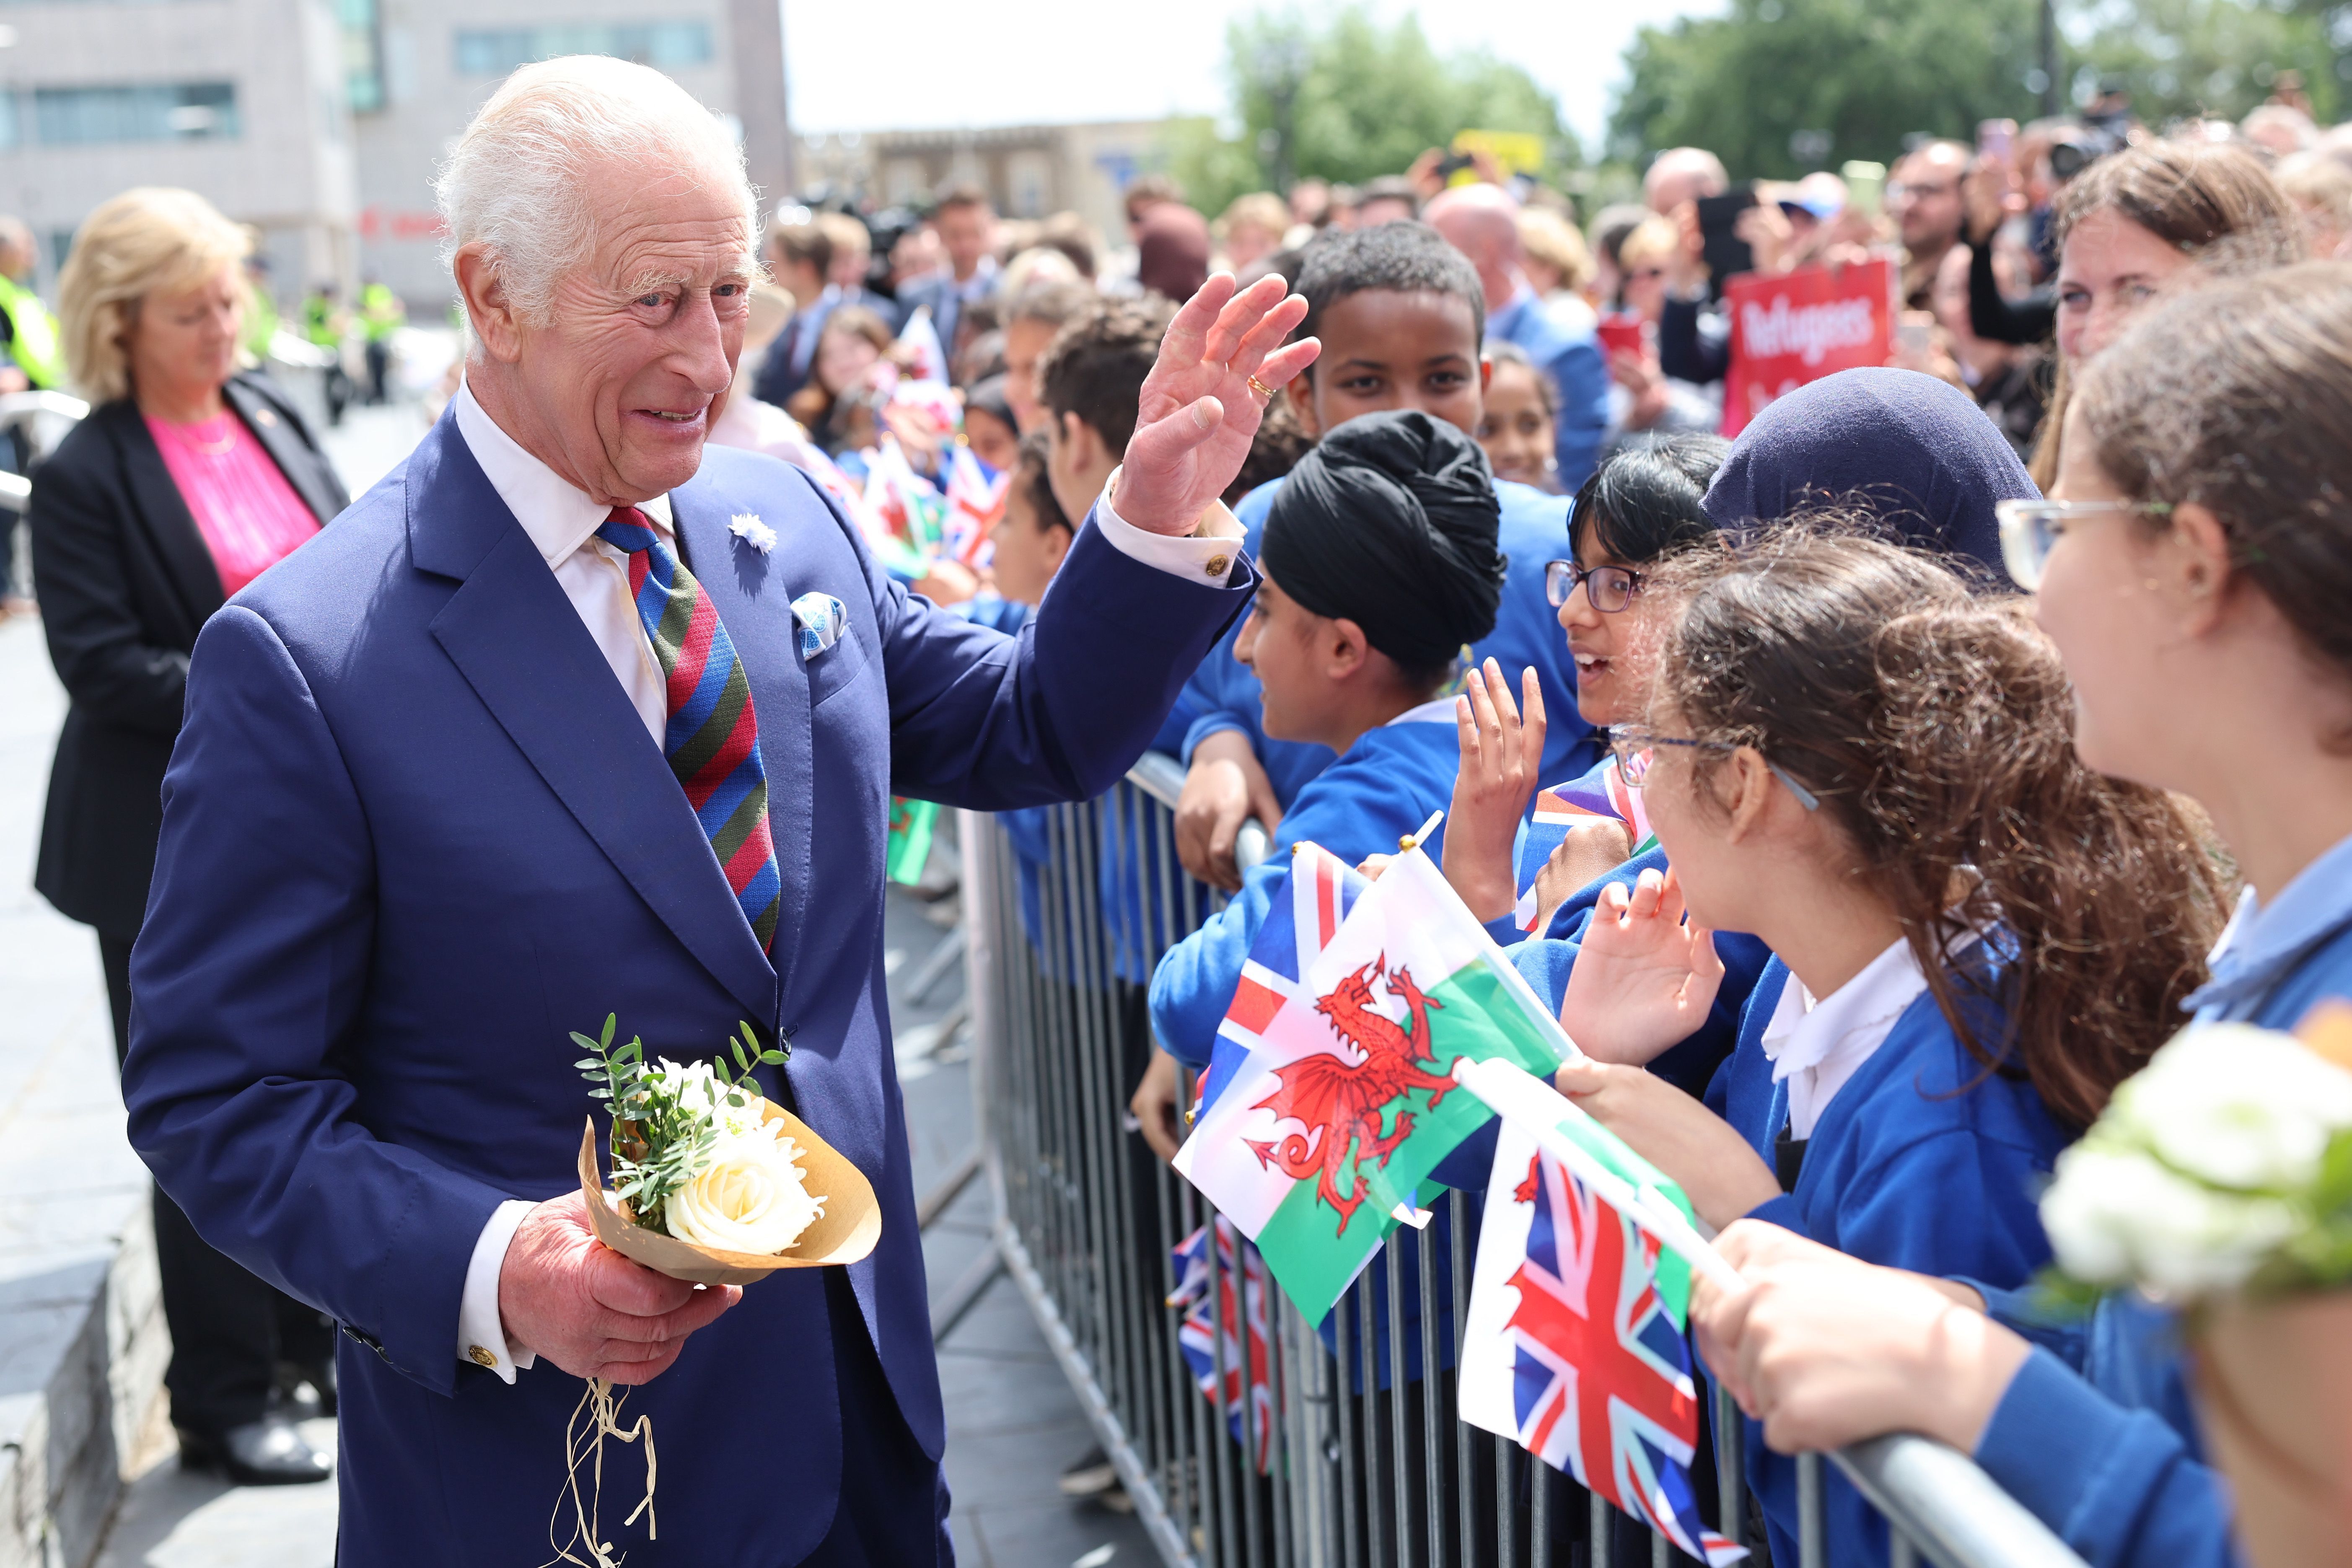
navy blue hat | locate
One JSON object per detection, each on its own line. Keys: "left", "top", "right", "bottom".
{"left": 1700, "top": 367, "right": 2039, "bottom": 574}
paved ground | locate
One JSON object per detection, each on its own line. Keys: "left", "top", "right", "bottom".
{"left": 39, "top": 397, "right": 1155, "bottom": 1567}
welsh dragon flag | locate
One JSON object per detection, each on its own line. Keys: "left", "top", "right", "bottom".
{"left": 1458, "top": 1110, "right": 1747, "bottom": 1565}
{"left": 864, "top": 435, "right": 948, "bottom": 559}
{"left": 1173, "top": 841, "right": 1569, "bottom": 1320}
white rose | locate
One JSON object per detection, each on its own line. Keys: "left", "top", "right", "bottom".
{"left": 663, "top": 1125, "right": 826, "bottom": 1255}
{"left": 2044, "top": 1140, "right": 2298, "bottom": 1298}
{"left": 2112, "top": 1023, "right": 2352, "bottom": 1192}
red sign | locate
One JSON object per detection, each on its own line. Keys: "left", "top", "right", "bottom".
{"left": 1720, "top": 258, "right": 1897, "bottom": 436}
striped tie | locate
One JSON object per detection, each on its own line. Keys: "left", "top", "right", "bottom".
{"left": 597, "top": 507, "right": 782, "bottom": 950}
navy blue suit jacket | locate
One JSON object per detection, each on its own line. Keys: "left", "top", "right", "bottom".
{"left": 121, "top": 411, "right": 1252, "bottom": 1563}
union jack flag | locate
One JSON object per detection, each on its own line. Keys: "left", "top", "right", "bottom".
{"left": 1194, "top": 841, "right": 1366, "bottom": 1122}
{"left": 1460, "top": 1124, "right": 1746, "bottom": 1564}
{"left": 1167, "top": 1218, "right": 1276, "bottom": 1472}
{"left": 940, "top": 443, "right": 1007, "bottom": 568}
{"left": 1511, "top": 755, "right": 1655, "bottom": 933}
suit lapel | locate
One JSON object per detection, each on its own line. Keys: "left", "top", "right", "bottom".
{"left": 668, "top": 471, "right": 893, "bottom": 1179}
{"left": 410, "top": 417, "right": 777, "bottom": 1025}
{"left": 225, "top": 376, "right": 345, "bottom": 524}
{"left": 670, "top": 479, "right": 813, "bottom": 1001}
{"left": 106, "top": 403, "right": 225, "bottom": 630}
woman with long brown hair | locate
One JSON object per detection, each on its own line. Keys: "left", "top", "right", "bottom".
{"left": 2025, "top": 137, "right": 2300, "bottom": 489}
{"left": 1544, "top": 528, "right": 2227, "bottom": 1566}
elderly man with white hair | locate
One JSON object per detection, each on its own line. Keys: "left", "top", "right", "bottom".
{"left": 120, "top": 56, "right": 1315, "bottom": 1564}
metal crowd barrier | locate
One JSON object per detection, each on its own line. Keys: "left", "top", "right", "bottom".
{"left": 958, "top": 758, "right": 2090, "bottom": 1568}
{"left": 0, "top": 389, "right": 89, "bottom": 516}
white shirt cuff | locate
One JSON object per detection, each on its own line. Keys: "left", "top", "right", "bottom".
{"left": 1092, "top": 472, "right": 1244, "bottom": 589}
{"left": 458, "top": 1198, "right": 536, "bottom": 1383}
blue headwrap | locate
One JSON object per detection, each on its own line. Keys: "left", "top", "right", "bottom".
{"left": 1700, "top": 367, "right": 2039, "bottom": 574}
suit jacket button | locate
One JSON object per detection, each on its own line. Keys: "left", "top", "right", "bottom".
{"left": 1206, "top": 554, "right": 1230, "bottom": 577}
{"left": 468, "top": 1344, "right": 498, "bottom": 1369}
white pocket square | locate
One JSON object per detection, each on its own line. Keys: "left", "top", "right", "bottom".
{"left": 792, "top": 593, "right": 847, "bottom": 659}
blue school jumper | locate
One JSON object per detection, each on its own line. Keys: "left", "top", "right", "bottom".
{"left": 1176, "top": 475, "right": 1603, "bottom": 812}
{"left": 1150, "top": 704, "right": 1470, "bottom": 1386}
{"left": 1963, "top": 830, "right": 2352, "bottom": 1568}
{"left": 1712, "top": 953, "right": 2072, "bottom": 1568}
{"left": 1506, "top": 754, "right": 1778, "bottom": 1097}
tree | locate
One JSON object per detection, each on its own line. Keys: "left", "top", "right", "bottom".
{"left": 2070, "top": 0, "right": 2338, "bottom": 125}
{"left": 1609, "top": 0, "right": 2343, "bottom": 181}
{"left": 1165, "top": 6, "right": 1576, "bottom": 216}
{"left": 1610, "top": 0, "right": 2046, "bottom": 179}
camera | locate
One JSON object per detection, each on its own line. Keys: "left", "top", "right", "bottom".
{"left": 2051, "top": 89, "right": 2134, "bottom": 182}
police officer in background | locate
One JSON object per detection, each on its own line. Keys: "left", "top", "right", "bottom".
{"left": 358, "top": 275, "right": 404, "bottom": 404}
{"left": 0, "top": 215, "right": 63, "bottom": 611}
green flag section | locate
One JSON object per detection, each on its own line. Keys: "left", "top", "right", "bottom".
{"left": 886, "top": 797, "right": 939, "bottom": 885}
{"left": 1173, "top": 845, "right": 1572, "bottom": 1321}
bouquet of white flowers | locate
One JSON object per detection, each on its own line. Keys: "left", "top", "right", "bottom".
{"left": 548, "top": 1017, "right": 881, "bottom": 1567}
{"left": 2042, "top": 1014, "right": 2352, "bottom": 1300}
{"left": 2041, "top": 1005, "right": 2352, "bottom": 1568}
{"left": 572, "top": 1014, "right": 878, "bottom": 1283}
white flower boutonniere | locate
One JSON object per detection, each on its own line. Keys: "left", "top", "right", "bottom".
{"left": 729, "top": 512, "right": 777, "bottom": 554}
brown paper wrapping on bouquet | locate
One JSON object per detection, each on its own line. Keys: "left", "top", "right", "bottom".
{"left": 574, "top": 1100, "right": 880, "bottom": 1284}
{"left": 2192, "top": 1292, "right": 2352, "bottom": 1568}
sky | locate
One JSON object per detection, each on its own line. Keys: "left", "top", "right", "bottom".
{"left": 780, "top": 0, "right": 1724, "bottom": 158}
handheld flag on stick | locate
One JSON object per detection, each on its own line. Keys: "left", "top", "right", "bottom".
{"left": 941, "top": 443, "right": 1008, "bottom": 568}
{"left": 896, "top": 305, "right": 948, "bottom": 385}
{"left": 1168, "top": 1218, "right": 1276, "bottom": 1472}
{"left": 886, "top": 797, "right": 939, "bottom": 885}
{"left": 1453, "top": 1058, "right": 1746, "bottom": 1564}
{"left": 1172, "top": 836, "right": 1572, "bottom": 1320}
{"left": 1513, "top": 756, "right": 1656, "bottom": 934}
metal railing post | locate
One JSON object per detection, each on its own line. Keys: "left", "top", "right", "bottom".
{"left": 962, "top": 764, "right": 2095, "bottom": 1568}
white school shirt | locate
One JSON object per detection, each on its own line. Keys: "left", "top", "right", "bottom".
{"left": 448, "top": 381, "right": 1238, "bottom": 1381}
{"left": 1756, "top": 935, "right": 1933, "bottom": 1142}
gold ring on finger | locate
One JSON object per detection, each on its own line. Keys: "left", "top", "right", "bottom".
{"left": 1247, "top": 374, "right": 1277, "bottom": 402}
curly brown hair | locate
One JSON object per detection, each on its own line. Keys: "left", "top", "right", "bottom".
{"left": 1650, "top": 528, "right": 2230, "bottom": 1127}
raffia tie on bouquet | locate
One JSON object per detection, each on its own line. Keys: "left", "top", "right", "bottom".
{"left": 544, "top": 1377, "right": 657, "bottom": 1568}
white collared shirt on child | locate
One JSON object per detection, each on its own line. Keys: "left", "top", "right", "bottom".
{"left": 1757, "top": 937, "right": 1932, "bottom": 1141}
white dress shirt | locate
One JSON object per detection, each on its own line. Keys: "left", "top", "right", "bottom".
{"left": 447, "top": 381, "right": 1239, "bottom": 1381}
{"left": 1756, "top": 936, "right": 1932, "bottom": 1141}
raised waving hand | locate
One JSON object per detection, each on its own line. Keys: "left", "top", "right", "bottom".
{"left": 1557, "top": 864, "right": 1724, "bottom": 1063}
{"left": 1114, "top": 273, "right": 1321, "bottom": 536}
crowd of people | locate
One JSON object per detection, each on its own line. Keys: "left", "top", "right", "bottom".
{"left": 6, "top": 44, "right": 2352, "bottom": 1568}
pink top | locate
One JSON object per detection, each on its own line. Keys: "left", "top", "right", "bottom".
{"left": 145, "top": 410, "right": 321, "bottom": 596}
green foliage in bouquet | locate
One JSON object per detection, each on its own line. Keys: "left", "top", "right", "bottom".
{"left": 2244, "top": 1127, "right": 2352, "bottom": 1297}
{"left": 572, "top": 1014, "right": 790, "bottom": 1236}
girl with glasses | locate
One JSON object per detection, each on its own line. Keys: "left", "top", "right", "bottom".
{"left": 1437, "top": 436, "right": 1778, "bottom": 1106}
{"left": 1689, "top": 261, "right": 2352, "bottom": 1568}
{"left": 1549, "top": 528, "right": 2225, "bottom": 1568}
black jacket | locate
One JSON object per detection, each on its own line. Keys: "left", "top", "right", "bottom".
{"left": 31, "top": 372, "right": 346, "bottom": 936}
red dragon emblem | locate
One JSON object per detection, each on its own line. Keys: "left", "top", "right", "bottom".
{"left": 1244, "top": 955, "right": 1458, "bottom": 1236}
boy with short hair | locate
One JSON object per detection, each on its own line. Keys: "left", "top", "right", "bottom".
{"left": 1035, "top": 294, "right": 1178, "bottom": 520}
{"left": 1171, "top": 221, "right": 1601, "bottom": 889}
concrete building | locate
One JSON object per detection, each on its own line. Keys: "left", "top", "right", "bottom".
{"left": 348, "top": 0, "right": 790, "bottom": 309}
{"left": 0, "top": 0, "right": 359, "bottom": 300}
{"left": 0, "top": 0, "right": 789, "bottom": 319}
{"left": 796, "top": 120, "right": 1176, "bottom": 251}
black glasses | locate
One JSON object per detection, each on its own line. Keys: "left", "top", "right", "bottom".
{"left": 1608, "top": 726, "right": 1822, "bottom": 811}
{"left": 1546, "top": 560, "right": 1645, "bottom": 613}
